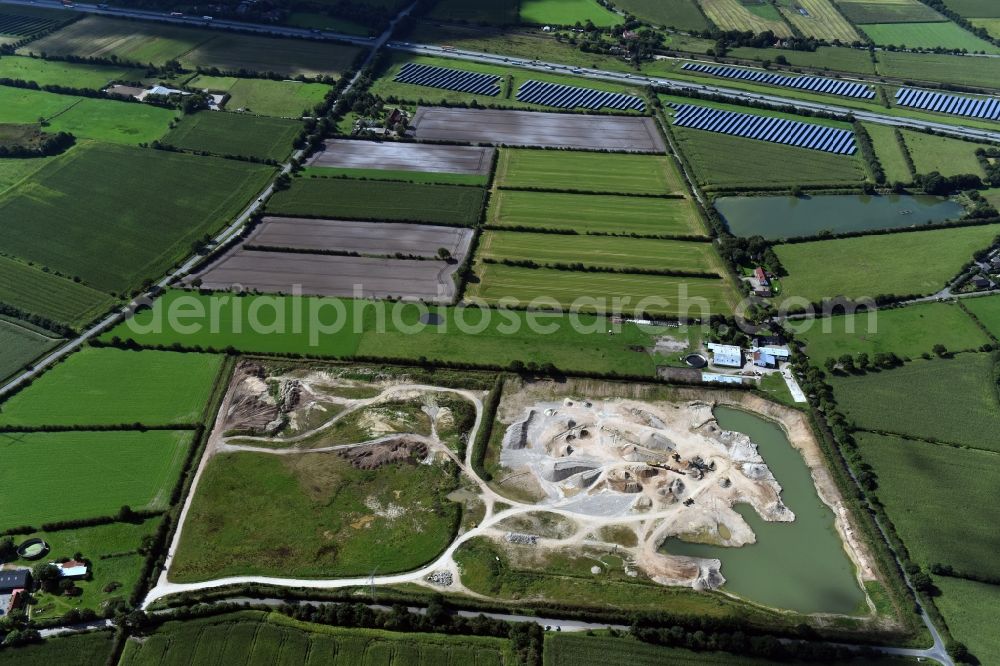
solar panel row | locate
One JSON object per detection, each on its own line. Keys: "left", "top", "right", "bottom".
{"left": 895, "top": 87, "right": 1000, "bottom": 121}
{"left": 394, "top": 62, "right": 501, "bottom": 96}
{"left": 671, "top": 104, "right": 857, "bottom": 155}
{"left": 682, "top": 63, "right": 875, "bottom": 100}
{"left": 516, "top": 80, "right": 646, "bottom": 111}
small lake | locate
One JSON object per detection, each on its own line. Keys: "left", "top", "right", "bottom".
{"left": 716, "top": 194, "right": 965, "bottom": 240}
{"left": 660, "top": 406, "right": 866, "bottom": 615}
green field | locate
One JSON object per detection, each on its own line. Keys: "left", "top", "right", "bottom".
{"left": 860, "top": 21, "right": 1000, "bottom": 52}
{"left": 0, "top": 155, "right": 51, "bottom": 194}
{"left": 945, "top": 0, "right": 1000, "bottom": 18}
{"left": 0, "top": 317, "right": 60, "bottom": 382}
{"left": 19, "top": 519, "right": 161, "bottom": 620}
{"left": 865, "top": 123, "right": 912, "bottom": 183}
{"left": 488, "top": 190, "right": 704, "bottom": 236}
{"left": 120, "top": 612, "right": 512, "bottom": 666}
{"left": 269, "top": 178, "right": 485, "bottom": 225}
{"left": 428, "top": 0, "right": 519, "bottom": 24}
{"left": 45, "top": 97, "right": 176, "bottom": 146}
{"left": 496, "top": 149, "right": 685, "bottom": 195}
{"left": 856, "top": 432, "right": 1000, "bottom": 578}
{"left": 22, "top": 15, "right": 360, "bottom": 76}
{"left": 163, "top": 111, "right": 301, "bottom": 161}
{"left": 187, "top": 75, "right": 332, "bottom": 118}
{"left": 284, "top": 11, "right": 373, "bottom": 36}
{"left": 797, "top": 301, "right": 991, "bottom": 362}
{"left": 479, "top": 231, "right": 724, "bottom": 274}
{"left": 835, "top": 0, "right": 944, "bottom": 23}
{"left": 898, "top": 129, "right": 985, "bottom": 177}
{"left": 0, "top": 84, "right": 90, "bottom": 123}
{"left": 102, "top": 290, "right": 677, "bottom": 376}
{"left": 301, "top": 166, "right": 488, "bottom": 186}
{"left": 730, "top": 44, "right": 877, "bottom": 73}
{"left": 0, "top": 55, "right": 144, "bottom": 89}
{"left": 0, "top": 430, "right": 193, "bottom": 527}
{"left": 933, "top": 577, "right": 1000, "bottom": 666}
{"left": 963, "top": 294, "right": 1000, "bottom": 338}
{"left": 970, "top": 17, "right": 1000, "bottom": 37}
{"left": 520, "top": 0, "right": 621, "bottom": 26}
{"left": 0, "top": 142, "right": 273, "bottom": 295}
{"left": 0, "top": 348, "right": 223, "bottom": 427}
{"left": 467, "top": 263, "right": 737, "bottom": 316}
{"left": 0, "top": 254, "right": 114, "bottom": 329}
{"left": 0, "top": 632, "right": 115, "bottom": 666}
{"left": 170, "top": 449, "right": 459, "bottom": 581}
{"left": 831, "top": 353, "right": 1000, "bottom": 450}
{"left": 774, "top": 224, "right": 1000, "bottom": 301}
{"left": 672, "top": 126, "right": 866, "bottom": 191}
{"left": 613, "top": 0, "right": 709, "bottom": 29}
{"left": 877, "top": 50, "right": 1000, "bottom": 89}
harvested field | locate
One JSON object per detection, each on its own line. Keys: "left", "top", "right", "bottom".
{"left": 187, "top": 75, "right": 332, "bottom": 118}
{"left": 699, "top": 0, "right": 794, "bottom": 37}
{"left": 309, "top": 139, "right": 494, "bottom": 174}
{"left": 835, "top": 0, "right": 944, "bottom": 23}
{"left": 779, "top": 0, "right": 861, "bottom": 42}
{"left": 193, "top": 249, "right": 461, "bottom": 301}
{"left": 248, "top": 217, "right": 474, "bottom": 260}
{"left": 410, "top": 107, "right": 666, "bottom": 152}
{"left": 0, "top": 254, "right": 113, "bottom": 329}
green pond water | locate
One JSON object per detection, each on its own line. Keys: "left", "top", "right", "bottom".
{"left": 716, "top": 194, "right": 964, "bottom": 240}
{"left": 661, "top": 406, "right": 866, "bottom": 615}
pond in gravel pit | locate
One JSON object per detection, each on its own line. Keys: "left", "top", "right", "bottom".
{"left": 716, "top": 193, "right": 964, "bottom": 240}
{"left": 660, "top": 406, "right": 866, "bottom": 615}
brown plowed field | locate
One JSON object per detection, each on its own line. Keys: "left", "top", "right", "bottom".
{"left": 410, "top": 107, "right": 666, "bottom": 153}
{"left": 309, "top": 139, "right": 495, "bottom": 174}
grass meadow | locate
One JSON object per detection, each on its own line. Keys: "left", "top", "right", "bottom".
{"left": 169, "top": 450, "right": 460, "bottom": 581}
{"left": 963, "top": 294, "right": 1000, "bottom": 338}
{"left": 0, "top": 348, "right": 223, "bottom": 427}
{"left": 428, "top": 0, "right": 519, "bottom": 24}
{"left": 0, "top": 55, "right": 145, "bottom": 89}
{"left": 467, "top": 263, "right": 737, "bottom": 316}
{"left": 898, "top": 129, "right": 985, "bottom": 178}
{"left": 864, "top": 123, "right": 912, "bottom": 183}
{"left": 699, "top": 0, "right": 793, "bottom": 37}
{"left": 778, "top": 0, "right": 861, "bottom": 42}
{"left": 933, "top": 577, "right": 1000, "bottom": 666}
{"left": 876, "top": 50, "right": 1000, "bottom": 89}
{"left": 163, "top": 111, "right": 302, "bottom": 161}
{"left": 0, "top": 255, "right": 114, "bottom": 329}
{"left": 0, "top": 142, "right": 273, "bottom": 295}
{"left": 44, "top": 97, "right": 176, "bottom": 146}
{"left": 612, "top": 0, "right": 709, "bottom": 29}
{"left": 496, "top": 149, "right": 685, "bottom": 195}
{"left": 478, "top": 231, "right": 724, "bottom": 274}
{"left": 970, "top": 17, "right": 1000, "bottom": 38}
{"left": 945, "top": 0, "right": 1000, "bottom": 18}
{"left": 23, "top": 518, "right": 162, "bottom": 620}
{"left": 0, "top": 317, "right": 60, "bottom": 382}
{"left": 187, "top": 75, "right": 332, "bottom": 118}
{"left": 774, "top": 224, "right": 1000, "bottom": 301}
{"left": 488, "top": 190, "right": 704, "bottom": 236}
{"left": 857, "top": 432, "right": 1000, "bottom": 578}
{"left": 120, "top": 612, "right": 511, "bottom": 666}
{"left": 0, "top": 632, "right": 115, "bottom": 666}
{"left": 671, "top": 127, "right": 865, "bottom": 191}
{"left": 831, "top": 353, "right": 1000, "bottom": 450}
{"left": 835, "top": 0, "right": 944, "bottom": 23}
{"left": 796, "top": 301, "right": 991, "bottom": 362}
{"left": 519, "top": 0, "right": 621, "bottom": 26}
{"left": 0, "top": 155, "right": 51, "bottom": 194}
{"left": 0, "top": 430, "right": 193, "bottom": 527}
{"left": 860, "top": 21, "right": 1000, "bottom": 53}
{"left": 178, "top": 32, "right": 361, "bottom": 77}
{"left": 269, "top": 178, "right": 486, "bottom": 225}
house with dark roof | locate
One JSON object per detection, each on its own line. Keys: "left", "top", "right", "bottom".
{"left": 0, "top": 569, "right": 31, "bottom": 595}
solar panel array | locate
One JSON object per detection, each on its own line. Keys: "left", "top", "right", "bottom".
{"left": 895, "top": 87, "right": 1000, "bottom": 121}
{"left": 394, "top": 62, "right": 501, "bottom": 96}
{"left": 671, "top": 104, "right": 857, "bottom": 155}
{"left": 682, "top": 63, "right": 875, "bottom": 100}
{"left": 516, "top": 80, "right": 646, "bottom": 111}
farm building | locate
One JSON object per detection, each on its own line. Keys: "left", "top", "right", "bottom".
{"left": 707, "top": 343, "right": 744, "bottom": 368}
{"left": 0, "top": 569, "right": 30, "bottom": 594}
{"left": 702, "top": 373, "right": 744, "bottom": 385}
{"left": 53, "top": 560, "right": 89, "bottom": 578}
{"left": 753, "top": 346, "right": 790, "bottom": 360}
{"left": 754, "top": 267, "right": 770, "bottom": 287}
{"left": 753, "top": 351, "right": 778, "bottom": 369}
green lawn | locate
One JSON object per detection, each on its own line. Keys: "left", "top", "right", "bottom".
{"left": 876, "top": 50, "right": 1000, "bottom": 89}
{"left": 963, "top": 294, "right": 1000, "bottom": 338}
{"left": 0, "top": 632, "right": 115, "bottom": 666}
{"left": 796, "top": 301, "right": 991, "bottom": 362}
{"left": 19, "top": 518, "right": 162, "bottom": 620}
{"left": 831, "top": 353, "right": 1000, "bottom": 450}
{"left": 860, "top": 21, "right": 1000, "bottom": 53}
{"left": 612, "top": 0, "right": 709, "bottom": 29}
{"left": 269, "top": 178, "right": 485, "bottom": 226}
{"left": 856, "top": 432, "right": 1000, "bottom": 578}
{"left": 163, "top": 111, "right": 302, "bottom": 161}
{"left": 520, "top": 0, "right": 621, "bottom": 26}
{"left": 0, "top": 430, "right": 193, "bottom": 527}
{"left": 478, "top": 231, "right": 724, "bottom": 274}
{"left": 864, "top": 123, "right": 912, "bottom": 183}
{"left": 0, "top": 254, "right": 114, "bottom": 329}
{"left": 169, "top": 450, "right": 460, "bottom": 581}
{"left": 671, "top": 126, "right": 866, "bottom": 191}
{"left": 467, "top": 263, "right": 737, "bottom": 316}
{"left": 774, "top": 224, "right": 1000, "bottom": 301}
{"left": 188, "top": 75, "right": 332, "bottom": 118}
{"left": 933, "top": 577, "right": 1000, "bottom": 666}
{"left": 898, "top": 129, "right": 985, "bottom": 178}
{"left": 970, "top": 17, "right": 1000, "bottom": 38}
{"left": 488, "top": 190, "right": 704, "bottom": 236}
{"left": 0, "top": 55, "right": 144, "bottom": 89}
{"left": 120, "top": 611, "right": 512, "bottom": 666}
{"left": 428, "top": 0, "right": 519, "bottom": 24}
{"left": 0, "top": 317, "right": 60, "bottom": 383}
{"left": 0, "top": 142, "right": 274, "bottom": 295}
{"left": 0, "top": 348, "right": 223, "bottom": 427}
{"left": 496, "top": 149, "right": 685, "bottom": 195}
{"left": 0, "top": 84, "right": 83, "bottom": 123}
